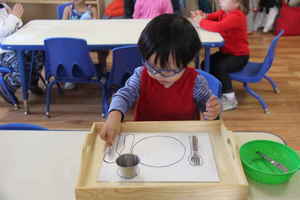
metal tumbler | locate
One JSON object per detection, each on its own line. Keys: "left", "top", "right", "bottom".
{"left": 116, "top": 153, "right": 140, "bottom": 179}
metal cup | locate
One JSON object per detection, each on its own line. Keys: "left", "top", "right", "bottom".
{"left": 116, "top": 153, "right": 140, "bottom": 179}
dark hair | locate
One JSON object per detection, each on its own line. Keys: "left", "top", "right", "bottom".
{"left": 138, "top": 14, "right": 201, "bottom": 69}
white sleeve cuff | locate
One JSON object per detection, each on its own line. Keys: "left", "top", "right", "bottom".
{"left": 7, "top": 14, "right": 23, "bottom": 28}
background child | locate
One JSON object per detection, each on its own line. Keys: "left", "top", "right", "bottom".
{"left": 133, "top": 0, "right": 174, "bottom": 19}
{"left": 0, "top": 2, "right": 44, "bottom": 105}
{"left": 103, "top": 0, "right": 125, "bottom": 19}
{"left": 100, "top": 14, "right": 221, "bottom": 145}
{"left": 62, "top": 0, "right": 99, "bottom": 90}
{"left": 191, "top": 0, "right": 250, "bottom": 111}
{"left": 62, "top": 0, "right": 98, "bottom": 20}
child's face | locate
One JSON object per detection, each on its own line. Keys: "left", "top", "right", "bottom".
{"left": 146, "top": 55, "right": 185, "bottom": 88}
{"left": 218, "top": 0, "right": 239, "bottom": 12}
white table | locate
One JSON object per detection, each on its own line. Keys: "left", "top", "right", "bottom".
{"left": 0, "top": 130, "right": 89, "bottom": 200}
{"left": 1, "top": 19, "right": 224, "bottom": 115}
{"left": 2, "top": 19, "right": 223, "bottom": 48}
{"left": 0, "top": 130, "right": 299, "bottom": 200}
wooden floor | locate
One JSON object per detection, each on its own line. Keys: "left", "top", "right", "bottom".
{"left": 0, "top": 33, "right": 300, "bottom": 148}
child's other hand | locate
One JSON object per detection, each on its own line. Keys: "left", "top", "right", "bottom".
{"left": 99, "top": 111, "right": 122, "bottom": 146}
{"left": 191, "top": 10, "right": 206, "bottom": 24}
{"left": 191, "top": 10, "right": 207, "bottom": 18}
{"left": 11, "top": 3, "right": 23, "bottom": 18}
{"left": 203, "top": 96, "right": 221, "bottom": 120}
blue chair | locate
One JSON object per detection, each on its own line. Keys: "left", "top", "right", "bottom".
{"left": 0, "top": 123, "right": 47, "bottom": 130}
{"left": 229, "top": 30, "right": 284, "bottom": 113}
{"left": 196, "top": 69, "right": 222, "bottom": 98}
{"left": 44, "top": 37, "right": 104, "bottom": 117}
{"left": 56, "top": 2, "right": 72, "bottom": 19}
{"left": 102, "top": 45, "right": 143, "bottom": 117}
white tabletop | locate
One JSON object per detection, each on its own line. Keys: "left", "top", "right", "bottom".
{"left": 0, "top": 130, "right": 89, "bottom": 200}
{"left": 1, "top": 19, "right": 223, "bottom": 48}
{"left": 0, "top": 130, "right": 297, "bottom": 200}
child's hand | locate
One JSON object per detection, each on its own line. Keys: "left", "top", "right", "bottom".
{"left": 99, "top": 111, "right": 122, "bottom": 146}
{"left": 191, "top": 10, "right": 207, "bottom": 18}
{"left": 11, "top": 3, "right": 23, "bottom": 19}
{"left": 203, "top": 96, "right": 221, "bottom": 120}
{"left": 191, "top": 10, "right": 206, "bottom": 24}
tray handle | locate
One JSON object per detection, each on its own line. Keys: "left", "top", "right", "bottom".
{"left": 225, "top": 132, "right": 239, "bottom": 161}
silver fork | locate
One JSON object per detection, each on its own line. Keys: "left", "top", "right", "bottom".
{"left": 189, "top": 136, "right": 202, "bottom": 166}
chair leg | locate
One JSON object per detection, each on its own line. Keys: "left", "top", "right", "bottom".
{"left": 102, "top": 86, "right": 112, "bottom": 119}
{"left": 264, "top": 75, "right": 280, "bottom": 93}
{"left": 28, "top": 51, "right": 35, "bottom": 88}
{"left": 0, "top": 76, "right": 19, "bottom": 110}
{"left": 243, "top": 83, "right": 270, "bottom": 114}
{"left": 56, "top": 82, "right": 64, "bottom": 95}
{"left": 100, "top": 83, "right": 106, "bottom": 118}
{"left": 45, "top": 80, "right": 56, "bottom": 118}
{"left": 38, "top": 73, "right": 47, "bottom": 88}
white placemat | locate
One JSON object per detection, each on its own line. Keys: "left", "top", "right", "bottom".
{"left": 98, "top": 132, "right": 220, "bottom": 182}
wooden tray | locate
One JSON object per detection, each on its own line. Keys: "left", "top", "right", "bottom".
{"left": 76, "top": 120, "right": 249, "bottom": 200}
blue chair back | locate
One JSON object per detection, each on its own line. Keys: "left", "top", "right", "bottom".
{"left": 56, "top": 2, "right": 72, "bottom": 19}
{"left": 102, "top": 45, "right": 143, "bottom": 116}
{"left": 44, "top": 38, "right": 96, "bottom": 81}
{"left": 107, "top": 45, "right": 144, "bottom": 89}
{"left": 196, "top": 69, "right": 222, "bottom": 97}
{"left": 258, "top": 30, "right": 285, "bottom": 77}
{"left": 0, "top": 123, "right": 48, "bottom": 130}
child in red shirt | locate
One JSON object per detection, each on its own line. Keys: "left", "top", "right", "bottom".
{"left": 103, "top": 0, "right": 125, "bottom": 19}
{"left": 100, "top": 14, "right": 221, "bottom": 145}
{"left": 192, "top": 0, "right": 250, "bottom": 111}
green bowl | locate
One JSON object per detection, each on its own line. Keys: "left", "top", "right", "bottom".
{"left": 240, "top": 140, "right": 300, "bottom": 184}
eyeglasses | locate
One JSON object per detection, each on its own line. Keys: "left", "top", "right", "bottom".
{"left": 144, "top": 61, "right": 184, "bottom": 78}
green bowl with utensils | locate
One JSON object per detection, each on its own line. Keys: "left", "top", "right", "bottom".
{"left": 240, "top": 140, "right": 300, "bottom": 184}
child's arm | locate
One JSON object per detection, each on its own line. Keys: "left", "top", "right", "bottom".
{"left": 0, "top": 3, "right": 23, "bottom": 38}
{"left": 203, "top": 96, "right": 221, "bottom": 120}
{"left": 99, "top": 67, "right": 143, "bottom": 145}
{"left": 104, "top": 0, "right": 125, "bottom": 17}
{"left": 62, "top": 5, "right": 71, "bottom": 19}
{"left": 205, "top": 10, "right": 223, "bottom": 21}
{"left": 191, "top": 10, "right": 222, "bottom": 21}
{"left": 194, "top": 75, "right": 221, "bottom": 120}
{"left": 99, "top": 110, "right": 122, "bottom": 146}
{"left": 200, "top": 11, "right": 245, "bottom": 33}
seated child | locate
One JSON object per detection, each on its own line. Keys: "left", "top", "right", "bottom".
{"left": 103, "top": 0, "right": 125, "bottom": 19}
{"left": 133, "top": 0, "right": 174, "bottom": 19}
{"left": 99, "top": 14, "right": 221, "bottom": 145}
{"left": 191, "top": 0, "right": 250, "bottom": 111}
{"left": 62, "top": 0, "right": 98, "bottom": 20}
{"left": 0, "top": 2, "right": 44, "bottom": 105}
